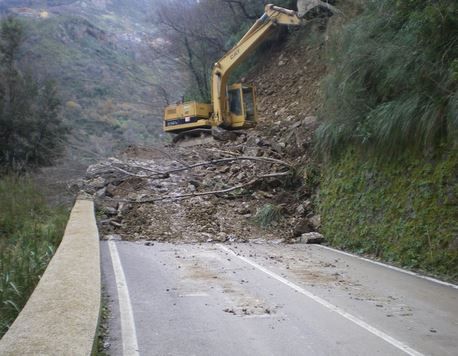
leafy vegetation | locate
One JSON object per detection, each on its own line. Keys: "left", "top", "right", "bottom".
{"left": 318, "top": 147, "right": 458, "bottom": 281}
{"left": 22, "top": 13, "right": 165, "bottom": 159}
{"left": 0, "top": 175, "right": 68, "bottom": 337}
{"left": 317, "top": 0, "right": 458, "bottom": 156}
{"left": 0, "top": 1, "right": 175, "bottom": 161}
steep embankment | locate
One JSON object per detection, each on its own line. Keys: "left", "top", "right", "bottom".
{"left": 319, "top": 148, "right": 458, "bottom": 280}
{"left": 247, "top": 4, "right": 457, "bottom": 281}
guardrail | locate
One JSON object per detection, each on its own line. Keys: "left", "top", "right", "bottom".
{"left": 0, "top": 198, "right": 101, "bottom": 355}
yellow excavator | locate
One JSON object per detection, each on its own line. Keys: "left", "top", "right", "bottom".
{"left": 163, "top": 4, "right": 302, "bottom": 138}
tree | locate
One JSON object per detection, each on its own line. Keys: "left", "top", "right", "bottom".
{"left": 220, "top": 0, "right": 263, "bottom": 20}
{"left": 153, "top": 0, "right": 233, "bottom": 101}
{"left": 0, "top": 17, "right": 68, "bottom": 173}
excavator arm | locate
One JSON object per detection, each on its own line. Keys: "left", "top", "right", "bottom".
{"left": 163, "top": 2, "right": 338, "bottom": 135}
{"left": 211, "top": 4, "right": 302, "bottom": 127}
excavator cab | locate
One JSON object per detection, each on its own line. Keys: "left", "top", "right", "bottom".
{"left": 228, "top": 83, "right": 257, "bottom": 129}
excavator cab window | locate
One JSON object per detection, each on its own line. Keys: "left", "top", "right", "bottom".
{"left": 229, "top": 88, "right": 242, "bottom": 116}
{"left": 242, "top": 87, "right": 255, "bottom": 121}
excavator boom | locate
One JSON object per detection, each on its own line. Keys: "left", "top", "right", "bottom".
{"left": 211, "top": 4, "right": 302, "bottom": 127}
{"left": 163, "top": 4, "right": 302, "bottom": 135}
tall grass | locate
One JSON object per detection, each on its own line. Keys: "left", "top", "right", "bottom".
{"left": 0, "top": 176, "right": 68, "bottom": 337}
{"left": 317, "top": 0, "right": 458, "bottom": 157}
{"left": 254, "top": 204, "right": 284, "bottom": 228}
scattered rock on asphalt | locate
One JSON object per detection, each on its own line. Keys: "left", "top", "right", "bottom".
{"left": 299, "top": 232, "right": 325, "bottom": 244}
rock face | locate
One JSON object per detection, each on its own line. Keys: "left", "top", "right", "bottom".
{"left": 309, "top": 214, "right": 321, "bottom": 230}
{"left": 293, "top": 220, "right": 312, "bottom": 237}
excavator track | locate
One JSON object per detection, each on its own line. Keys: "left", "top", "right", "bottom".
{"left": 172, "top": 128, "right": 214, "bottom": 147}
{"left": 171, "top": 127, "right": 244, "bottom": 147}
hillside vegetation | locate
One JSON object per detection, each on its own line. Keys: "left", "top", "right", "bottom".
{"left": 2, "top": 0, "right": 175, "bottom": 161}
{"left": 0, "top": 16, "right": 70, "bottom": 337}
{"left": 316, "top": 0, "right": 458, "bottom": 280}
{"left": 317, "top": 0, "right": 457, "bottom": 155}
{"left": 0, "top": 17, "right": 68, "bottom": 173}
{"left": 319, "top": 148, "right": 457, "bottom": 280}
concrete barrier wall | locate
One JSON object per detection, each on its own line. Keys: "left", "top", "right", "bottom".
{"left": 0, "top": 199, "right": 101, "bottom": 356}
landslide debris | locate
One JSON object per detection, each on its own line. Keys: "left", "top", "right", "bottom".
{"left": 84, "top": 22, "right": 330, "bottom": 244}
{"left": 84, "top": 130, "right": 320, "bottom": 243}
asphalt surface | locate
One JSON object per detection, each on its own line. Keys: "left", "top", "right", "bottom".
{"left": 101, "top": 241, "right": 458, "bottom": 356}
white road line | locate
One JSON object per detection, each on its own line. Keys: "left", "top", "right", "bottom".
{"left": 108, "top": 241, "right": 140, "bottom": 356}
{"left": 218, "top": 244, "right": 424, "bottom": 356}
{"left": 179, "top": 293, "right": 210, "bottom": 297}
{"left": 316, "top": 245, "right": 458, "bottom": 290}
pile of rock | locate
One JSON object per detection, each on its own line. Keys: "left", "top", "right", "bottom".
{"left": 83, "top": 134, "right": 325, "bottom": 244}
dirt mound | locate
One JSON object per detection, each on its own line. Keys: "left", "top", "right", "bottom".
{"left": 120, "top": 145, "right": 171, "bottom": 161}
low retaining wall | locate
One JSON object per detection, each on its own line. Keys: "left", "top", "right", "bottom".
{"left": 0, "top": 199, "right": 101, "bottom": 355}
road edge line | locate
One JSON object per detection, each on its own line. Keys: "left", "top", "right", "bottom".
{"left": 316, "top": 245, "right": 458, "bottom": 290}
{"left": 108, "top": 241, "right": 140, "bottom": 356}
{"left": 218, "top": 244, "right": 424, "bottom": 356}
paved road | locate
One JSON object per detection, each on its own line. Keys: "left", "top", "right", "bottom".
{"left": 101, "top": 241, "right": 458, "bottom": 356}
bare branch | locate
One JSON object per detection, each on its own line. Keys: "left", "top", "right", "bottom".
{"left": 162, "top": 156, "right": 292, "bottom": 175}
{"left": 121, "top": 171, "right": 290, "bottom": 203}
{"left": 220, "top": 0, "right": 261, "bottom": 20}
{"left": 108, "top": 155, "right": 291, "bottom": 180}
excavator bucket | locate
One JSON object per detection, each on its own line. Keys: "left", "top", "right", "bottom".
{"left": 265, "top": 4, "right": 302, "bottom": 25}
{"left": 296, "top": 0, "right": 340, "bottom": 18}
{"left": 266, "top": 4, "right": 298, "bottom": 16}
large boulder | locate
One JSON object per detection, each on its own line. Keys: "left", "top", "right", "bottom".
{"left": 299, "top": 232, "right": 325, "bottom": 244}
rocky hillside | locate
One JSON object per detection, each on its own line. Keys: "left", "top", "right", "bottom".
{"left": 2, "top": 0, "right": 176, "bottom": 161}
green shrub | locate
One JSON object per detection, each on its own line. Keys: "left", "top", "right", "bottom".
{"left": 254, "top": 203, "right": 284, "bottom": 228}
{"left": 0, "top": 176, "right": 68, "bottom": 336}
{"left": 317, "top": 0, "right": 458, "bottom": 156}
